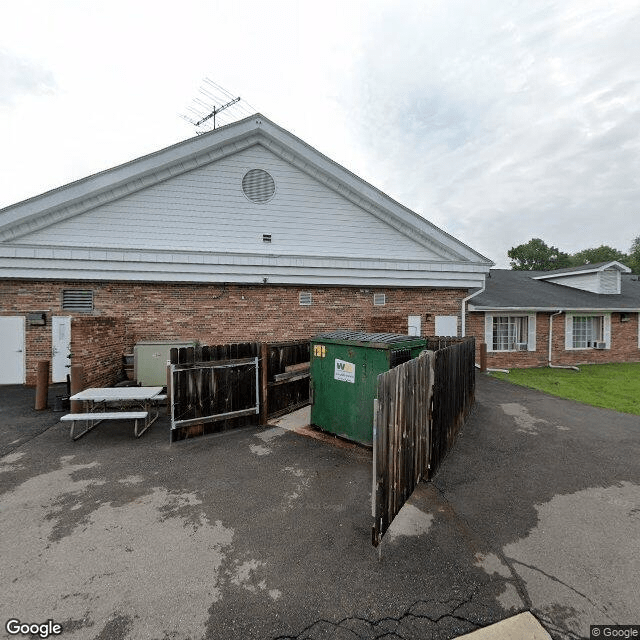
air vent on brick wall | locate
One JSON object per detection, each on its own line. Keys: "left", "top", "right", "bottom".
{"left": 373, "top": 293, "right": 386, "bottom": 306}
{"left": 242, "top": 169, "right": 275, "bottom": 203}
{"left": 299, "top": 292, "right": 312, "bottom": 306}
{"left": 62, "top": 289, "right": 93, "bottom": 311}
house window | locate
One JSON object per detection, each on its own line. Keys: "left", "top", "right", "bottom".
{"left": 572, "top": 315, "right": 604, "bottom": 348}
{"left": 492, "top": 316, "right": 528, "bottom": 351}
{"left": 62, "top": 289, "right": 93, "bottom": 312}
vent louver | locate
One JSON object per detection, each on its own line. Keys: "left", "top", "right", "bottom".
{"left": 62, "top": 290, "right": 93, "bottom": 311}
{"left": 242, "top": 169, "right": 275, "bottom": 203}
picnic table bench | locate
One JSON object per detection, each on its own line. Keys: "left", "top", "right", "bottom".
{"left": 63, "top": 386, "right": 163, "bottom": 440}
{"left": 61, "top": 411, "right": 149, "bottom": 440}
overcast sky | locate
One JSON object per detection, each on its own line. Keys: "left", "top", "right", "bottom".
{"left": 1, "top": 0, "right": 638, "bottom": 267}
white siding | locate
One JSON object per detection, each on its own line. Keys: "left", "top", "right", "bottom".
{"left": 599, "top": 269, "right": 621, "bottom": 294}
{"left": 546, "top": 269, "right": 620, "bottom": 294}
{"left": 546, "top": 273, "right": 600, "bottom": 293}
{"left": 20, "top": 144, "right": 444, "bottom": 262}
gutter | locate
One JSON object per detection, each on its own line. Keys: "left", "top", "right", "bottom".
{"left": 548, "top": 310, "right": 580, "bottom": 371}
{"left": 461, "top": 283, "right": 485, "bottom": 337}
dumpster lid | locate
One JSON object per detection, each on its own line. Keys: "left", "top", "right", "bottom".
{"left": 313, "top": 330, "right": 422, "bottom": 345}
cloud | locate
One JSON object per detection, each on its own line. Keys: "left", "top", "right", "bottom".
{"left": 0, "top": 49, "right": 56, "bottom": 107}
{"left": 340, "top": 0, "right": 640, "bottom": 266}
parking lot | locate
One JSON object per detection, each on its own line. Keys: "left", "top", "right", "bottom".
{"left": 1, "top": 375, "right": 638, "bottom": 639}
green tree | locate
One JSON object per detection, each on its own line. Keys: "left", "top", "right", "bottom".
{"left": 508, "top": 238, "right": 572, "bottom": 271}
{"left": 628, "top": 236, "right": 640, "bottom": 274}
{"left": 570, "top": 245, "right": 628, "bottom": 267}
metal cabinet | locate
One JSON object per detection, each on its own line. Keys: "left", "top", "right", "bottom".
{"left": 133, "top": 341, "right": 192, "bottom": 386}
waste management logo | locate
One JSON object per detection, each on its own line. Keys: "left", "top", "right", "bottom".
{"left": 334, "top": 359, "right": 355, "bottom": 383}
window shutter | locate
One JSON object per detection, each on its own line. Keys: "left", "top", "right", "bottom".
{"left": 564, "top": 314, "right": 573, "bottom": 350}
{"left": 603, "top": 313, "right": 611, "bottom": 348}
{"left": 485, "top": 314, "right": 493, "bottom": 351}
{"left": 527, "top": 313, "right": 536, "bottom": 351}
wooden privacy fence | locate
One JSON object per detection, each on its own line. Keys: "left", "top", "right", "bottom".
{"left": 169, "top": 340, "right": 310, "bottom": 441}
{"left": 262, "top": 341, "right": 311, "bottom": 420}
{"left": 429, "top": 338, "right": 476, "bottom": 475}
{"left": 372, "top": 337, "right": 475, "bottom": 547}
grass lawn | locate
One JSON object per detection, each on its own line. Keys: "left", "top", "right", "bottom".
{"left": 490, "top": 363, "right": 640, "bottom": 415}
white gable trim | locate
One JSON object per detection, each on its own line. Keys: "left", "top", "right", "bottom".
{"left": 0, "top": 133, "right": 262, "bottom": 243}
{"left": 470, "top": 305, "right": 640, "bottom": 312}
{"left": 0, "top": 115, "right": 491, "bottom": 267}
{"left": 533, "top": 261, "right": 631, "bottom": 280}
{"left": 0, "top": 243, "right": 486, "bottom": 287}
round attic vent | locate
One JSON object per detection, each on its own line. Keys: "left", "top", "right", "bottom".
{"left": 242, "top": 169, "right": 275, "bottom": 203}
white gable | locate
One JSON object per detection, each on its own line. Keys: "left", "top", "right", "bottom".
{"left": 536, "top": 262, "right": 629, "bottom": 295}
{"left": 0, "top": 114, "right": 492, "bottom": 287}
{"left": 19, "top": 144, "right": 446, "bottom": 262}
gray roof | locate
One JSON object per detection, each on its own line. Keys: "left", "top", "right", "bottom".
{"left": 470, "top": 270, "right": 640, "bottom": 311}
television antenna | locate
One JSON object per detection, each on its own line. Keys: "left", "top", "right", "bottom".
{"left": 180, "top": 79, "right": 257, "bottom": 134}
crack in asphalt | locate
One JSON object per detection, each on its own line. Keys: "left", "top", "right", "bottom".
{"left": 429, "top": 479, "right": 533, "bottom": 612}
{"left": 533, "top": 611, "right": 586, "bottom": 640}
{"left": 271, "top": 589, "right": 491, "bottom": 639}
{"left": 507, "top": 558, "right": 619, "bottom": 626}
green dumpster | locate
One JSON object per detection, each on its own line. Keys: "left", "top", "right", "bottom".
{"left": 310, "top": 330, "right": 427, "bottom": 445}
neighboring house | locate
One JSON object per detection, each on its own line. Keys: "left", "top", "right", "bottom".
{"left": 466, "top": 262, "right": 640, "bottom": 369}
{"left": 0, "top": 114, "right": 491, "bottom": 386}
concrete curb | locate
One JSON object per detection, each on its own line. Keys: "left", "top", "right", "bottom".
{"left": 454, "top": 612, "right": 551, "bottom": 639}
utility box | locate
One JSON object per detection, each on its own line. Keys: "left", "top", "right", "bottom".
{"left": 134, "top": 341, "right": 193, "bottom": 387}
{"left": 310, "top": 331, "right": 427, "bottom": 445}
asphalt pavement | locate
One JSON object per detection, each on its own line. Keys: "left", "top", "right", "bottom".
{"left": 0, "top": 373, "right": 638, "bottom": 640}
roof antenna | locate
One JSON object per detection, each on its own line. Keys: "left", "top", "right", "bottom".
{"left": 194, "top": 96, "right": 240, "bottom": 129}
{"left": 179, "top": 78, "right": 257, "bottom": 134}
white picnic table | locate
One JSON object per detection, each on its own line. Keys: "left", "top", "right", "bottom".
{"left": 64, "top": 386, "right": 164, "bottom": 440}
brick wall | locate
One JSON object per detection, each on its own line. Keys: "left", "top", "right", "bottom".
{"left": 1, "top": 279, "right": 467, "bottom": 385}
{"left": 467, "top": 311, "right": 640, "bottom": 369}
{"left": 71, "top": 316, "right": 128, "bottom": 388}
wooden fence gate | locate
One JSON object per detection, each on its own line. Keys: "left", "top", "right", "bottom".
{"left": 169, "top": 341, "right": 310, "bottom": 442}
{"left": 169, "top": 343, "right": 260, "bottom": 441}
{"left": 372, "top": 338, "right": 475, "bottom": 546}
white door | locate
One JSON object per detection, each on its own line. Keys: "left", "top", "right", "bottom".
{"left": 408, "top": 315, "right": 421, "bottom": 336}
{"left": 52, "top": 316, "right": 72, "bottom": 383}
{"left": 0, "top": 317, "right": 25, "bottom": 384}
{"left": 435, "top": 315, "right": 458, "bottom": 337}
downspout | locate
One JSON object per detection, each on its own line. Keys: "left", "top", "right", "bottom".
{"left": 548, "top": 310, "right": 580, "bottom": 371}
{"left": 461, "top": 282, "right": 485, "bottom": 337}
{"left": 463, "top": 281, "right": 510, "bottom": 373}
